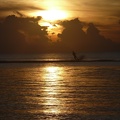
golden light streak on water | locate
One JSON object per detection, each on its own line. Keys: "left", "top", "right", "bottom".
{"left": 42, "top": 65, "right": 64, "bottom": 114}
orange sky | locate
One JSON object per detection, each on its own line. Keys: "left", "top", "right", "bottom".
{"left": 0, "top": 0, "right": 120, "bottom": 42}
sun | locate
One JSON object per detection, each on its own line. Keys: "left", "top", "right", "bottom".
{"left": 29, "top": 9, "right": 67, "bottom": 41}
{"left": 34, "top": 9, "right": 68, "bottom": 21}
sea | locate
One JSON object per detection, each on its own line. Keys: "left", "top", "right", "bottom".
{"left": 0, "top": 52, "right": 120, "bottom": 120}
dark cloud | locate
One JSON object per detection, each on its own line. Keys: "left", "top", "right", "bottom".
{"left": 0, "top": 15, "right": 49, "bottom": 53}
{"left": 0, "top": 4, "right": 43, "bottom": 12}
{"left": 13, "top": 11, "right": 24, "bottom": 17}
{"left": 0, "top": 15, "right": 120, "bottom": 53}
{"left": 94, "top": 22, "right": 120, "bottom": 43}
{"left": 57, "top": 18, "right": 87, "bottom": 51}
{"left": 0, "top": 2, "right": 44, "bottom": 18}
{"left": 82, "top": 1, "right": 120, "bottom": 19}
{"left": 57, "top": 19, "right": 120, "bottom": 52}
{"left": 83, "top": 0, "right": 120, "bottom": 7}
{"left": 86, "top": 23, "right": 119, "bottom": 52}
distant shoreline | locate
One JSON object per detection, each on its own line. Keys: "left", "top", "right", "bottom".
{"left": 0, "top": 59, "right": 120, "bottom": 63}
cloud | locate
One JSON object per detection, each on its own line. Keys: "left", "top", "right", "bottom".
{"left": 57, "top": 18, "right": 86, "bottom": 51}
{"left": 0, "top": 15, "right": 120, "bottom": 53}
{"left": 13, "top": 11, "right": 24, "bottom": 17}
{"left": 94, "top": 20, "right": 120, "bottom": 42}
{"left": 0, "top": 15, "right": 49, "bottom": 53}
{"left": 0, "top": 4, "right": 43, "bottom": 12}
{"left": 57, "top": 18, "right": 120, "bottom": 52}
{"left": 0, "top": 1, "right": 44, "bottom": 18}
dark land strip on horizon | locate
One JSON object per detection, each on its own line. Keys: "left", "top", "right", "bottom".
{"left": 0, "top": 59, "right": 120, "bottom": 63}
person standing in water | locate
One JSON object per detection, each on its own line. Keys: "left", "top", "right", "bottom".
{"left": 72, "top": 51, "right": 78, "bottom": 61}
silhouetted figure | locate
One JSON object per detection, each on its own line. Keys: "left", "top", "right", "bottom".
{"left": 72, "top": 51, "right": 78, "bottom": 61}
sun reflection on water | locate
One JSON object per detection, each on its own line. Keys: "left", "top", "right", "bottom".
{"left": 42, "top": 65, "right": 63, "bottom": 114}
{"left": 45, "top": 66, "right": 60, "bottom": 80}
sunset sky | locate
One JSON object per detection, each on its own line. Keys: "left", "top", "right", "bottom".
{"left": 0, "top": 0, "right": 120, "bottom": 41}
{"left": 0, "top": 0, "right": 120, "bottom": 53}
{"left": 1, "top": 0, "right": 120, "bottom": 21}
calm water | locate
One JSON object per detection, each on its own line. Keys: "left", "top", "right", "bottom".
{"left": 0, "top": 53, "right": 120, "bottom": 120}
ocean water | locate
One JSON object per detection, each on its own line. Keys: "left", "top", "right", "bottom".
{"left": 0, "top": 53, "right": 120, "bottom": 120}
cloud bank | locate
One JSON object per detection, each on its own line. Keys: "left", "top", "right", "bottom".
{"left": 0, "top": 15, "right": 49, "bottom": 53}
{"left": 57, "top": 18, "right": 120, "bottom": 52}
{"left": 0, "top": 15, "right": 120, "bottom": 53}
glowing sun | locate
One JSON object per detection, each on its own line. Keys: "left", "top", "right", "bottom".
{"left": 35, "top": 9, "right": 67, "bottom": 21}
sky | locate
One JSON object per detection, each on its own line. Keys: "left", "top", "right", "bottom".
{"left": 1, "top": 0, "right": 120, "bottom": 23}
{"left": 0, "top": 0, "right": 120, "bottom": 53}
